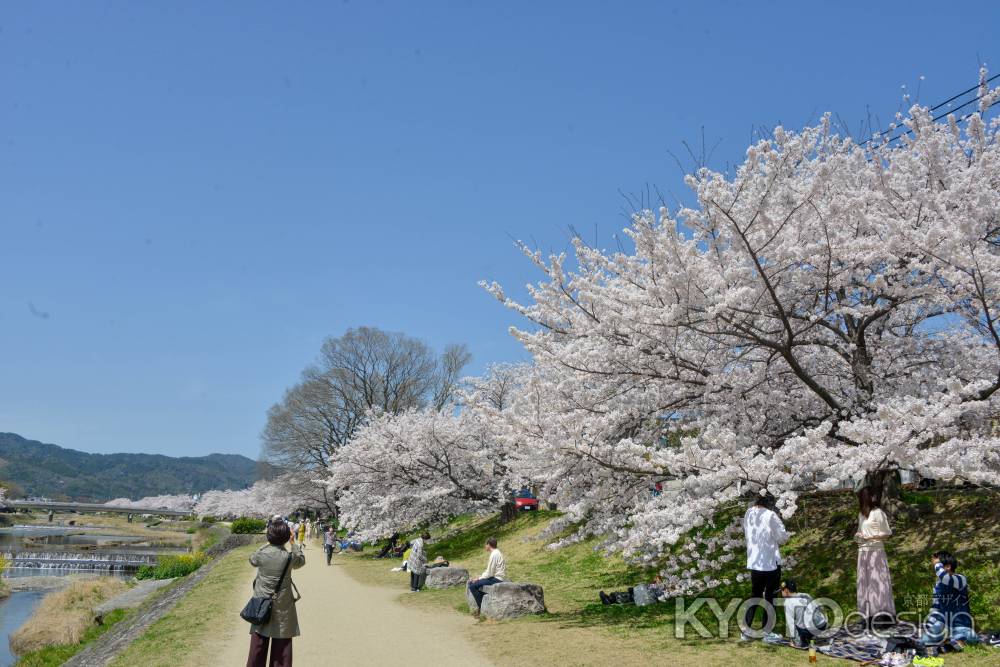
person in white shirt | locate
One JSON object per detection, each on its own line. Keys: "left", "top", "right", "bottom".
{"left": 855, "top": 487, "right": 896, "bottom": 628}
{"left": 741, "top": 494, "right": 790, "bottom": 639}
{"left": 467, "top": 537, "right": 507, "bottom": 615}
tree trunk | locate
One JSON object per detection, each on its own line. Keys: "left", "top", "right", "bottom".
{"left": 859, "top": 469, "right": 904, "bottom": 518}
{"left": 499, "top": 501, "right": 518, "bottom": 524}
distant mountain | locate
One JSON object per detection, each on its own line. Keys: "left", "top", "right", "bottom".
{"left": 0, "top": 432, "right": 267, "bottom": 502}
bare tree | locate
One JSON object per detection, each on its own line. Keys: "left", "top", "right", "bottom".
{"left": 261, "top": 327, "right": 471, "bottom": 517}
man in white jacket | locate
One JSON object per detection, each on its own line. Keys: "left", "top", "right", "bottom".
{"left": 468, "top": 537, "right": 507, "bottom": 615}
{"left": 741, "top": 494, "right": 790, "bottom": 639}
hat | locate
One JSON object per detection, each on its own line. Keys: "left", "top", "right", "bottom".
{"left": 433, "top": 556, "right": 446, "bottom": 563}
{"left": 776, "top": 578, "right": 798, "bottom": 594}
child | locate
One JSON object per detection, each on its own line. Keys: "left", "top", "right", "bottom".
{"left": 919, "top": 550, "right": 978, "bottom": 646}
{"left": 778, "top": 579, "right": 828, "bottom": 647}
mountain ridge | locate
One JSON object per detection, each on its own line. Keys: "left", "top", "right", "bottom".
{"left": 0, "top": 432, "right": 266, "bottom": 501}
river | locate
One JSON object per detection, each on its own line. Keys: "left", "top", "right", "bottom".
{"left": 0, "top": 591, "right": 46, "bottom": 667}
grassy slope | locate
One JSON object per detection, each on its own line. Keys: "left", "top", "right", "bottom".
{"left": 15, "top": 609, "right": 127, "bottom": 667}
{"left": 109, "top": 544, "right": 257, "bottom": 667}
{"left": 341, "top": 488, "right": 1000, "bottom": 666}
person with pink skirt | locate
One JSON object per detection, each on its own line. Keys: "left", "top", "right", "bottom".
{"left": 855, "top": 487, "right": 896, "bottom": 630}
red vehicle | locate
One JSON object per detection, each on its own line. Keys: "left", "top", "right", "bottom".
{"left": 514, "top": 488, "right": 539, "bottom": 511}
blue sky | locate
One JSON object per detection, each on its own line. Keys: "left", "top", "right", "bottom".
{"left": 2, "top": 1, "right": 997, "bottom": 458}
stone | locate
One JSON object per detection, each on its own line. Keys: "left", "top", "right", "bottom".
{"left": 478, "top": 582, "right": 546, "bottom": 620}
{"left": 425, "top": 566, "right": 469, "bottom": 589}
{"left": 632, "top": 584, "right": 655, "bottom": 607}
{"left": 93, "top": 578, "right": 174, "bottom": 622}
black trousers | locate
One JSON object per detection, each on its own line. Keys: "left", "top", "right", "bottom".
{"left": 247, "top": 632, "right": 292, "bottom": 667}
{"left": 324, "top": 544, "right": 333, "bottom": 564}
{"left": 744, "top": 567, "right": 782, "bottom": 630}
{"left": 410, "top": 571, "right": 426, "bottom": 591}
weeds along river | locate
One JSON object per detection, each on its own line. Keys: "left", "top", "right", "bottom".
{"left": 0, "top": 519, "right": 195, "bottom": 666}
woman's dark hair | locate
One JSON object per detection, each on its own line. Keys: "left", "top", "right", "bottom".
{"left": 267, "top": 519, "right": 291, "bottom": 546}
{"left": 421, "top": 531, "right": 431, "bottom": 540}
{"left": 858, "top": 487, "right": 881, "bottom": 518}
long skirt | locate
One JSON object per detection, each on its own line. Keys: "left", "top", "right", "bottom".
{"left": 857, "top": 543, "right": 896, "bottom": 621}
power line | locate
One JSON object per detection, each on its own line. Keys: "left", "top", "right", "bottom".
{"left": 864, "top": 73, "right": 1000, "bottom": 148}
{"left": 928, "top": 73, "right": 1000, "bottom": 112}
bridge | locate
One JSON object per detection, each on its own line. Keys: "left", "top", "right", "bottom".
{"left": 6, "top": 500, "right": 193, "bottom": 517}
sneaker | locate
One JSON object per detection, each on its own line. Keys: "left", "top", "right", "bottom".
{"left": 912, "top": 657, "right": 945, "bottom": 667}
{"left": 740, "top": 631, "right": 757, "bottom": 642}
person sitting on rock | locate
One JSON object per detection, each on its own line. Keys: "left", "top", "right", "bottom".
{"left": 468, "top": 537, "right": 507, "bottom": 616}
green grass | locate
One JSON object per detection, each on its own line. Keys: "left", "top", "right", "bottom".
{"left": 136, "top": 552, "right": 209, "bottom": 580}
{"left": 14, "top": 608, "right": 127, "bottom": 667}
{"left": 343, "top": 489, "right": 1000, "bottom": 666}
{"left": 110, "top": 544, "right": 257, "bottom": 667}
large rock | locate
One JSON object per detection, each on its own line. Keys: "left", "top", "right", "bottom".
{"left": 425, "top": 566, "right": 469, "bottom": 589}
{"left": 476, "top": 582, "right": 546, "bottom": 620}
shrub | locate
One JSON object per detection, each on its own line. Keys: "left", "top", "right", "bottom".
{"left": 230, "top": 517, "right": 266, "bottom": 534}
{"left": 201, "top": 515, "right": 218, "bottom": 524}
{"left": 135, "top": 552, "right": 209, "bottom": 580}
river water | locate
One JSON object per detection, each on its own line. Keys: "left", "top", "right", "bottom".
{"left": 0, "top": 590, "right": 46, "bottom": 666}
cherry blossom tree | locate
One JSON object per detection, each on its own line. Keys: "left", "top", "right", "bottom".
{"left": 330, "top": 365, "right": 524, "bottom": 540}
{"left": 482, "top": 79, "right": 1000, "bottom": 560}
{"left": 193, "top": 475, "right": 320, "bottom": 519}
{"left": 104, "top": 494, "right": 196, "bottom": 512}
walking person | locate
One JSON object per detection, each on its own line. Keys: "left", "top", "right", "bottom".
{"left": 855, "top": 487, "right": 896, "bottom": 629}
{"left": 323, "top": 525, "right": 337, "bottom": 565}
{"left": 407, "top": 531, "right": 429, "bottom": 591}
{"left": 297, "top": 521, "right": 306, "bottom": 548}
{"left": 246, "top": 517, "right": 305, "bottom": 667}
{"left": 467, "top": 537, "right": 507, "bottom": 616}
{"left": 741, "top": 494, "right": 790, "bottom": 640}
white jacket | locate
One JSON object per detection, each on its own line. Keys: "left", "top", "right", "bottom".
{"left": 480, "top": 548, "right": 507, "bottom": 580}
{"left": 743, "top": 506, "right": 789, "bottom": 571}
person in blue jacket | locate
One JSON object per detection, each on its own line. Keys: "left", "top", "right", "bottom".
{"left": 919, "top": 550, "right": 979, "bottom": 646}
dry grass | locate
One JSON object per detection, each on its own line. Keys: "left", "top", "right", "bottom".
{"left": 9, "top": 578, "right": 129, "bottom": 655}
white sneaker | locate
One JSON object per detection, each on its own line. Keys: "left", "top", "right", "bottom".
{"left": 740, "top": 632, "right": 757, "bottom": 642}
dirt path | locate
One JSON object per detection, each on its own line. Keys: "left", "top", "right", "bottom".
{"left": 216, "top": 542, "right": 493, "bottom": 666}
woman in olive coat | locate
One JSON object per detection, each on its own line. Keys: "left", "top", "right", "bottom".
{"left": 246, "top": 518, "right": 305, "bottom": 667}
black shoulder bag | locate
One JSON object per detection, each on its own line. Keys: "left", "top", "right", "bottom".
{"left": 240, "top": 552, "right": 293, "bottom": 625}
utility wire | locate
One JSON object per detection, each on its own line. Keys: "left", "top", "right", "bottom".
{"left": 864, "top": 73, "right": 1000, "bottom": 147}
{"left": 928, "top": 73, "right": 1000, "bottom": 112}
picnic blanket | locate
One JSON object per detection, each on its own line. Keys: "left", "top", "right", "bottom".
{"left": 762, "top": 623, "right": 919, "bottom": 663}
{"left": 763, "top": 622, "right": 998, "bottom": 663}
